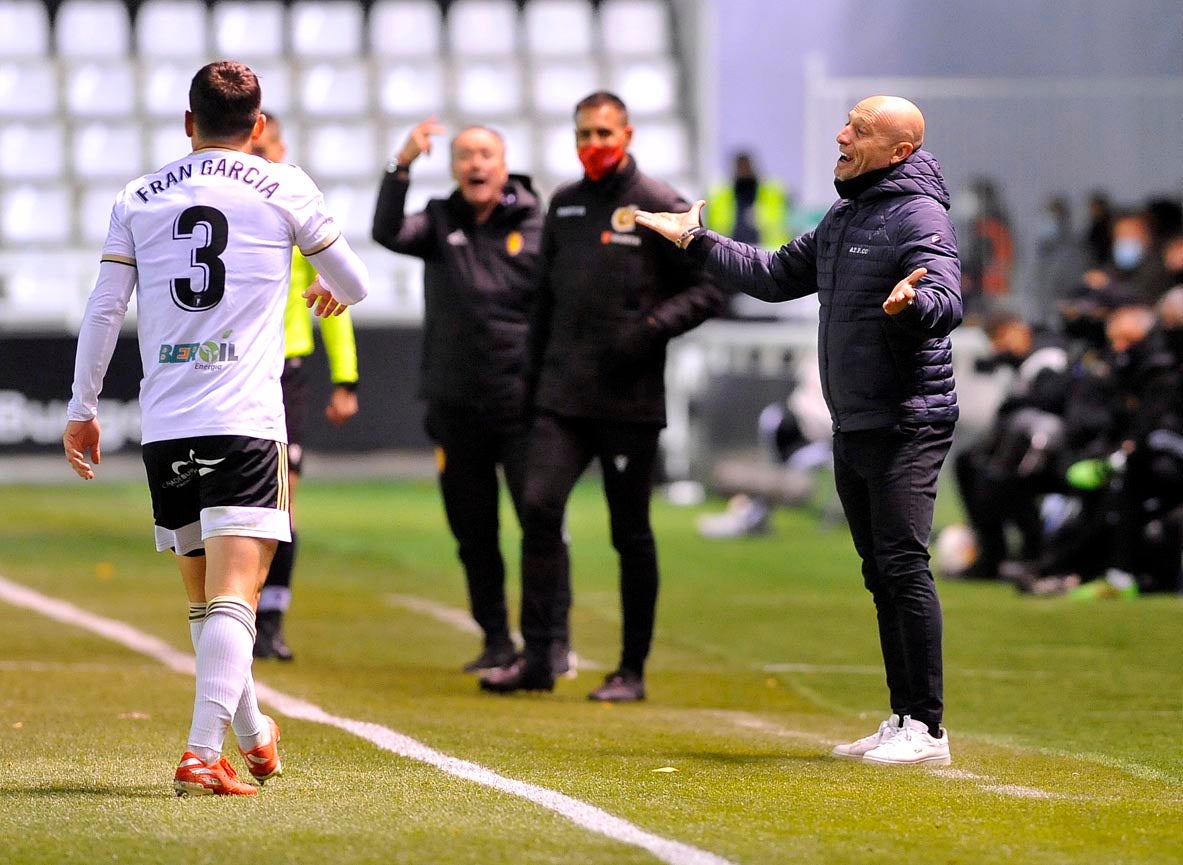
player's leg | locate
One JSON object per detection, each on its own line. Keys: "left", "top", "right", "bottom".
{"left": 427, "top": 403, "right": 515, "bottom": 670}
{"left": 587, "top": 420, "right": 661, "bottom": 702}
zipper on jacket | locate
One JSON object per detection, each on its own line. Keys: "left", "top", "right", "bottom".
{"left": 826, "top": 202, "right": 857, "bottom": 431}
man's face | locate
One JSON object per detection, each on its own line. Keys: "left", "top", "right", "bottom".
{"left": 574, "top": 104, "right": 632, "bottom": 153}
{"left": 834, "top": 103, "right": 899, "bottom": 180}
{"left": 452, "top": 128, "right": 508, "bottom": 210}
{"left": 250, "top": 120, "right": 284, "bottom": 161}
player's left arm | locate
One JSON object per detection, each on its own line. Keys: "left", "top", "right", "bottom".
{"left": 317, "top": 303, "right": 359, "bottom": 425}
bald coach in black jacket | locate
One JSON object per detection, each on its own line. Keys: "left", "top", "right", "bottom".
{"left": 636, "top": 96, "right": 963, "bottom": 764}
{"left": 481, "top": 92, "right": 727, "bottom": 700}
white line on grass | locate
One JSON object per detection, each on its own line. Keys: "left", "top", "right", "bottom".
{"left": 0, "top": 575, "right": 735, "bottom": 865}
{"left": 385, "top": 593, "right": 606, "bottom": 672}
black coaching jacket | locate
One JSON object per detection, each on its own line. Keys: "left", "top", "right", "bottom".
{"left": 529, "top": 157, "right": 727, "bottom": 426}
{"left": 372, "top": 170, "right": 543, "bottom": 422}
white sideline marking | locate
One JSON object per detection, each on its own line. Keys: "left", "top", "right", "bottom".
{"left": 979, "top": 784, "right": 1057, "bottom": 799}
{"left": 0, "top": 575, "right": 735, "bottom": 865}
{"left": 386, "top": 594, "right": 606, "bottom": 672}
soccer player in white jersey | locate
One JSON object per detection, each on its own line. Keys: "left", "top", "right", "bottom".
{"left": 63, "top": 61, "right": 369, "bottom": 797}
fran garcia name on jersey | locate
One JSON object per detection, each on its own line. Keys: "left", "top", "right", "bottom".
{"left": 134, "top": 157, "right": 282, "bottom": 204}
{"left": 159, "top": 329, "right": 240, "bottom": 371}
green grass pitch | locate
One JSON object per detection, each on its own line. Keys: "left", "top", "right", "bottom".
{"left": 1, "top": 476, "right": 1181, "bottom": 864}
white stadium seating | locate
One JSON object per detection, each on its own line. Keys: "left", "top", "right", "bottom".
{"left": 0, "top": 0, "right": 695, "bottom": 326}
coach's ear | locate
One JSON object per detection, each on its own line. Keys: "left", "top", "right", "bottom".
{"left": 184, "top": 110, "right": 194, "bottom": 139}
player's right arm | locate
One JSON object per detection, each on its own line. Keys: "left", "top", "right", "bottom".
{"left": 65, "top": 198, "right": 138, "bottom": 479}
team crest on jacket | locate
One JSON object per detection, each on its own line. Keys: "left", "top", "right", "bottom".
{"left": 505, "top": 231, "right": 524, "bottom": 256}
{"left": 610, "top": 206, "right": 638, "bottom": 233}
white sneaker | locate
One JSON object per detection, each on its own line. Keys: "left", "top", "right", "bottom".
{"left": 830, "top": 713, "right": 902, "bottom": 760}
{"left": 863, "top": 715, "right": 951, "bottom": 765}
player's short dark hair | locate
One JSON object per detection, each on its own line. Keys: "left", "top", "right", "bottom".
{"left": 574, "top": 91, "right": 629, "bottom": 124}
{"left": 189, "top": 61, "right": 261, "bottom": 140}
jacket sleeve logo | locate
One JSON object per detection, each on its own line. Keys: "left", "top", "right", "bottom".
{"left": 505, "top": 231, "right": 524, "bottom": 257}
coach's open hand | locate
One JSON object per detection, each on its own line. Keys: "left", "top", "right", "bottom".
{"left": 883, "top": 267, "right": 927, "bottom": 315}
{"left": 304, "top": 276, "right": 349, "bottom": 318}
{"left": 634, "top": 200, "right": 706, "bottom": 244}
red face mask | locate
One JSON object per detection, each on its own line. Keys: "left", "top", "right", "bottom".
{"left": 578, "top": 144, "right": 626, "bottom": 181}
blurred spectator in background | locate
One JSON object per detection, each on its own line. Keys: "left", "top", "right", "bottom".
{"left": 706, "top": 151, "right": 791, "bottom": 249}
{"left": 1082, "top": 191, "right": 1114, "bottom": 268}
{"left": 952, "top": 311, "right": 1069, "bottom": 580}
{"left": 1031, "top": 195, "right": 1085, "bottom": 329}
{"left": 706, "top": 151, "right": 792, "bottom": 319}
{"left": 1077, "top": 210, "right": 1170, "bottom": 306}
{"left": 1159, "top": 233, "right": 1183, "bottom": 287}
{"left": 371, "top": 117, "right": 570, "bottom": 675}
{"left": 1144, "top": 197, "right": 1183, "bottom": 253}
{"left": 958, "top": 177, "right": 1014, "bottom": 319}
{"left": 251, "top": 112, "right": 360, "bottom": 662}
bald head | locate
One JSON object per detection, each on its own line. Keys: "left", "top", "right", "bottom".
{"left": 835, "top": 95, "right": 926, "bottom": 180}
{"left": 1158, "top": 285, "right": 1183, "bottom": 329}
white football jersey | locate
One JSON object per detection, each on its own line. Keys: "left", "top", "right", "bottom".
{"left": 94, "top": 147, "right": 340, "bottom": 444}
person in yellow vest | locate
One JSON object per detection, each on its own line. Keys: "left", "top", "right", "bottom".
{"left": 251, "top": 112, "right": 360, "bottom": 660}
{"left": 706, "top": 151, "right": 791, "bottom": 250}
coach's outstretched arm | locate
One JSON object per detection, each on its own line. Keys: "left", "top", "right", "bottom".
{"left": 635, "top": 200, "right": 818, "bottom": 303}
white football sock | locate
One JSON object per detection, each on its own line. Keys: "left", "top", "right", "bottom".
{"left": 187, "top": 596, "right": 256, "bottom": 764}
{"left": 186, "top": 602, "right": 269, "bottom": 753}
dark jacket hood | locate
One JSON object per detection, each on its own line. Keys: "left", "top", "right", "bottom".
{"left": 858, "top": 150, "right": 951, "bottom": 210}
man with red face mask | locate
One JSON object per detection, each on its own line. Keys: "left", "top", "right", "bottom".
{"left": 480, "top": 92, "right": 727, "bottom": 701}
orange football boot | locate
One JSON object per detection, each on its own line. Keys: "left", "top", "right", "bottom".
{"left": 238, "top": 715, "right": 283, "bottom": 784}
{"left": 174, "top": 751, "right": 257, "bottom": 797}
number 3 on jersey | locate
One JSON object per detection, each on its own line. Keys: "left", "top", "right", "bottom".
{"left": 171, "top": 205, "right": 228, "bottom": 311}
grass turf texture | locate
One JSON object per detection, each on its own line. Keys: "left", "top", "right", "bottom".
{"left": 1, "top": 478, "right": 1181, "bottom": 865}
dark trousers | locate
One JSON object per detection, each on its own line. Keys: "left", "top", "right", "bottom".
{"left": 833, "top": 422, "right": 954, "bottom": 730}
{"left": 426, "top": 402, "right": 570, "bottom": 649}
{"left": 519, "top": 411, "right": 662, "bottom": 675}
{"left": 954, "top": 448, "right": 1044, "bottom": 575}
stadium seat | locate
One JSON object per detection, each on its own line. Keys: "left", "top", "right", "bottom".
{"left": 212, "top": 1, "right": 286, "bottom": 59}
{"left": 250, "top": 62, "right": 294, "bottom": 114}
{"left": 135, "top": 0, "right": 210, "bottom": 58}
{"left": 0, "top": 1, "right": 50, "bottom": 58}
{"left": 530, "top": 59, "right": 601, "bottom": 116}
{"left": 297, "top": 61, "right": 370, "bottom": 118}
{"left": 140, "top": 64, "right": 194, "bottom": 119}
{"left": 0, "top": 123, "right": 66, "bottom": 181}
{"left": 523, "top": 0, "right": 595, "bottom": 58}
{"left": 370, "top": 0, "right": 442, "bottom": 58}
{"left": 290, "top": 1, "right": 364, "bottom": 58}
{"left": 55, "top": 1, "right": 131, "bottom": 59}
{"left": 64, "top": 61, "right": 137, "bottom": 119}
{"left": 304, "top": 121, "right": 378, "bottom": 180}
{"left": 453, "top": 62, "right": 523, "bottom": 116}
{"left": 540, "top": 121, "right": 579, "bottom": 180}
{"left": 0, "top": 185, "right": 72, "bottom": 245}
{"left": 627, "top": 117, "right": 691, "bottom": 177}
{"left": 78, "top": 183, "right": 124, "bottom": 245}
{"left": 374, "top": 61, "right": 445, "bottom": 117}
{"left": 322, "top": 183, "right": 380, "bottom": 240}
{"left": 0, "top": 60, "right": 59, "bottom": 119}
{"left": 71, "top": 122, "right": 144, "bottom": 181}
{"left": 599, "top": 0, "right": 673, "bottom": 56}
{"left": 493, "top": 121, "right": 536, "bottom": 177}
{"left": 447, "top": 0, "right": 518, "bottom": 58}
{"left": 608, "top": 57, "right": 679, "bottom": 115}
{"left": 147, "top": 122, "right": 191, "bottom": 168}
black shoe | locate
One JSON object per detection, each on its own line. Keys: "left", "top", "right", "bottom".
{"left": 462, "top": 643, "right": 517, "bottom": 673}
{"left": 479, "top": 656, "right": 555, "bottom": 693}
{"left": 549, "top": 641, "right": 574, "bottom": 678}
{"left": 254, "top": 610, "right": 294, "bottom": 661}
{"left": 588, "top": 669, "right": 646, "bottom": 702}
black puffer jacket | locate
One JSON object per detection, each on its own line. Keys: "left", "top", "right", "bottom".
{"left": 690, "top": 150, "right": 962, "bottom": 432}
{"left": 372, "top": 172, "right": 542, "bottom": 421}
{"left": 530, "top": 157, "right": 726, "bottom": 425}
